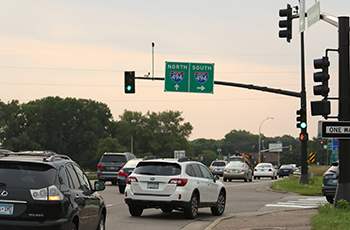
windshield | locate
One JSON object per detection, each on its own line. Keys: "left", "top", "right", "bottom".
{"left": 0, "top": 162, "right": 56, "bottom": 188}
{"left": 134, "top": 162, "right": 181, "bottom": 176}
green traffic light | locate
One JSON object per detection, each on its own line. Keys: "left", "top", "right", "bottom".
{"left": 127, "top": 85, "right": 132, "bottom": 91}
{"left": 300, "top": 122, "right": 307, "bottom": 129}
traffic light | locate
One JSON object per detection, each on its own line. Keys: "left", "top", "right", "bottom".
{"left": 296, "top": 108, "right": 307, "bottom": 129}
{"left": 299, "top": 133, "right": 308, "bottom": 142}
{"left": 313, "top": 56, "right": 330, "bottom": 97}
{"left": 278, "top": 4, "right": 293, "bottom": 43}
{"left": 311, "top": 56, "right": 331, "bottom": 117}
{"left": 124, "top": 71, "right": 135, "bottom": 94}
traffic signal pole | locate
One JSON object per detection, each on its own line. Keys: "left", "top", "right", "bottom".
{"left": 299, "top": 30, "right": 309, "bottom": 185}
{"left": 334, "top": 16, "right": 350, "bottom": 206}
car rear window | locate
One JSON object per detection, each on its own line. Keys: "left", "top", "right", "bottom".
{"left": 101, "top": 155, "right": 126, "bottom": 163}
{"left": 212, "top": 162, "right": 226, "bottom": 166}
{"left": 0, "top": 162, "right": 56, "bottom": 188}
{"left": 228, "top": 163, "right": 244, "bottom": 168}
{"left": 280, "top": 165, "right": 292, "bottom": 169}
{"left": 133, "top": 162, "right": 181, "bottom": 175}
{"left": 257, "top": 164, "right": 272, "bottom": 168}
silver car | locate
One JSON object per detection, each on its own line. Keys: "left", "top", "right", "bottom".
{"left": 223, "top": 162, "right": 252, "bottom": 182}
{"left": 209, "top": 160, "right": 228, "bottom": 176}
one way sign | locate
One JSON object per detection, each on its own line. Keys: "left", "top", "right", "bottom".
{"left": 318, "top": 121, "right": 350, "bottom": 139}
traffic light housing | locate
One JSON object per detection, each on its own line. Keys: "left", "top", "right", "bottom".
{"left": 124, "top": 71, "right": 135, "bottom": 94}
{"left": 296, "top": 108, "right": 307, "bottom": 129}
{"left": 313, "top": 56, "right": 330, "bottom": 97}
{"left": 279, "top": 4, "right": 293, "bottom": 43}
{"left": 311, "top": 56, "right": 331, "bottom": 117}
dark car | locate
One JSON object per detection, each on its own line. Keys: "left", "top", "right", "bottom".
{"left": 0, "top": 151, "right": 106, "bottom": 230}
{"left": 97, "top": 152, "right": 136, "bottom": 185}
{"left": 322, "top": 161, "right": 339, "bottom": 204}
{"left": 278, "top": 164, "right": 294, "bottom": 178}
{"left": 117, "top": 159, "right": 142, "bottom": 194}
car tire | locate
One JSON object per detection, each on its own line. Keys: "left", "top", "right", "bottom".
{"left": 129, "top": 205, "right": 143, "bottom": 217}
{"left": 223, "top": 178, "right": 227, "bottom": 182}
{"left": 97, "top": 214, "right": 105, "bottom": 230}
{"left": 211, "top": 192, "right": 225, "bottom": 216}
{"left": 111, "top": 180, "right": 117, "bottom": 185}
{"left": 119, "top": 185, "right": 125, "bottom": 194}
{"left": 161, "top": 206, "right": 173, "bottom": 213}
{"left": 326, "top": 195, "right": 334, "bottom": 204}
{"left": 244, "top": 177, "right": 248, "bottom": 182}
{"left": 249, "top": 176, "right": 252, "bottom": 182}
{"left": 184, "top": 193, "right": 199, "bottom": 219}
{"left": 70, "top": 222, "right": 77, "bottom": 230}
{"left": 254, "top": 176, "right": 256, "bottom": 180}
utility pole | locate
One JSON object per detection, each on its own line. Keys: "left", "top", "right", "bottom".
{"left": 334, "top": 16, "right": 350, "bottom": 206}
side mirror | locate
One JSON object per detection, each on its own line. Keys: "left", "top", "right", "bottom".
{"left": 213, "top": 175, "right": 220, "bottom": 182}
{"left": 94, "top": 180, "right": 106, "bottom": 192}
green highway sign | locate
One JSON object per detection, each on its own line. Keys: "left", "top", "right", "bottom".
{"left": 164, "top": 62, "right": 214, "bottom": 94}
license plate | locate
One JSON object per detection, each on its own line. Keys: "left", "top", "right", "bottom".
{"left": 260, "top": 169, "right": 265, "bottom": 172}
{"left": 332, "top": 179, "right": 338, "bottom": 184}
{"left": 147, "top": 182, "right": 159, "bottom": 189}
{"left": 0, "top": 203, "right": 13, "bottom": 215}
{"left": 108, "top": 167, "right": 116, "bottom": 170}
{"left": 231, "top": 170, "right": 236, "bottom": 172}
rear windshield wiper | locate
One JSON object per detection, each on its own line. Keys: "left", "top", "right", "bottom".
{"left": 0, "top": 182, "right": 7, "bottom": 187}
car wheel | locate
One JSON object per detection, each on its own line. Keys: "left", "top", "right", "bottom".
{"left": 128, "top": 205, "right": 143, "bottom": 216}
{"left": 258, "top": 177, "right": 260, "bottom": 180}
{"left": 244, "top": 177, "right": 248, "bottom": 182}
{"left": 97, "top": 214, "right": 105, "bottom": 230}
{"left": 254, "top": 176, "right": 256, "bottom": 180}
{"left": 211, "top": 192, "right": 225, "bottom": 216}
{"left": 326, "top": 196, "right": 334, "bottom": 204}
{"left": 229, "top": 179, "right": 232, "bottom": 182}
{"left": 271, "top": 176, "right": 274, "bottom": 180}
{"left": 119, "top": 185, "right": 125, "bottom": 194}
{"left": 111, "top": 180, "right": 117, "bottom": 185}
{"left": 184, "top": 193, "right": 199, "bottom": 219}
{"left": 275, "top": 175, "right": 278, "bottom": 180}
{"left": 161, "top": 206, "right": 173, "bottom": 213}
{"left": 249, "top": 176, "right": 252, "bottom": 182}
{"left": 223, "top": 178, "right": 227, "bottom": 182}
{"left": 70, "top": 222, "right": 77, "bottom": 230}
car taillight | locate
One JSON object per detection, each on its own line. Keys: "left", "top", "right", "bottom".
{"left": 126, "top": 176, "right": 138, "bottom": 184}
{"left": 254, "top": 168, "right": 257, "bottom": 171}
{"left": 209, "top": 167, "right": 212, "bottom": 171}
{"left": 168, "top": 178, "right": 188, "bottom": 187}
{"left": 241, "top": 169, "right": 246, "bottom": 172}
{"left": 323, "top": 173, "right": 327, "bottom": 178}
{"left": 118, "top": 169, "right": 129, "bottom": 177}
{"left": 268, "top": 169, "right": 272, "bottom": 171}
{"left": 291, "top": 168, "right": 293, "bottom": 172}
{"left": 279, "top": 169, "right": 282, "bottom": 171}
{"left": 30, "top": 185, "right": 63, "bottom": 201}
{"left": 97, "top": 164, "right": 105, "bottom": 169}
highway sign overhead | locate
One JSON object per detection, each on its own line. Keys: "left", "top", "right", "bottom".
{"left": 318, "top": 121, "right": 350, "bottom": 139}
{"left": 164, "top": 62, "right": 214, "bottom": 93}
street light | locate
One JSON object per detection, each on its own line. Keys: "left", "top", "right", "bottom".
{"left": 258, "top": 117, "right": 274, "bottom": 164}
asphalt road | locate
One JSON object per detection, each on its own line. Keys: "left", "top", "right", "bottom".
{"left": 97, "top": 177, "right": 323, "bottom": 230}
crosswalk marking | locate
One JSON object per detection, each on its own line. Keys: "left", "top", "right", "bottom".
{"left": 265, "top": 197, "right": 327, "bottom": 209}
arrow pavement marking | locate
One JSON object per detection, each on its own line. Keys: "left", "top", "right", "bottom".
{"left": 197, "top": 85, "right": 205, "bottom": 91}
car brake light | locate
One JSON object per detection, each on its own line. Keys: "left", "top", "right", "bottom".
{"left": 323, "top": 173, "right": 327, "bottom": 178}
{"left": 30, "top": 185, "right": 63, "bottom": 201}
{"left": 241, "top": 169, "right": 245, "bottom": 172}
{"left": 168, "top": 178, "right": 188, "bottom": 187}
{"left": 279, "top": 169, "right": 282, "bottom": 171}
{"left": 254, "top": 168, "right": 257, "bottom": 171}
{"left": 209, "top": 167, "right": 212, "bottom": 171}
{"left": 118, "top": 169, "right": 129, "bottom": 177}
{"left": 97, "top": 164, "right": 105, "bottom": 169}
{"left": 268, "top": 169, "right": 272, "bottom": 171}
{"left": 126, "top": 176, "right": 138, "bottom": 184}
{"left": 291, "top": 168, "right": 293, "bottom": 172}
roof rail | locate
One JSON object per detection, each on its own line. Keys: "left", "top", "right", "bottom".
{"left": 43, "top": 154, "right": 71, "bottom": 162}
{"left": 177, "top": 157, "right": 199, "bottom": 162}
{"left": 143, "top": 156, "right": 164, "bottom": 160}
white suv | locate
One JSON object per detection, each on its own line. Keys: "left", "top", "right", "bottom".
{"left": 124, "top": 158, "right": 226, "bottom": 219}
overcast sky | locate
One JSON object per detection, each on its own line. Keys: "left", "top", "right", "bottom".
{"left": 0, "top": 0, "right": 349, "bottom": 141}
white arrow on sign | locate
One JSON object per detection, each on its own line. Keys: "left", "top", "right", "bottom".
{"left": 197, "top": 85, "right": 205, "bottom": 91}
{"left": 174, "top": 84, "right": 180, "bottom": 90}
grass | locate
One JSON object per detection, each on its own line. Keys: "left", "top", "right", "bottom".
{"left": 271, "top": 165, "right": 350, "bottom": 229}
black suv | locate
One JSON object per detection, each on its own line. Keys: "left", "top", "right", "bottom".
{"left": 0, "top": 151, "right": 106, "bottom": 230}
{"left": 322, "top": 161, "right": 339, "bottom": 204}
{"left": 97, "top": 152, "right": 136, "bottom": 185}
